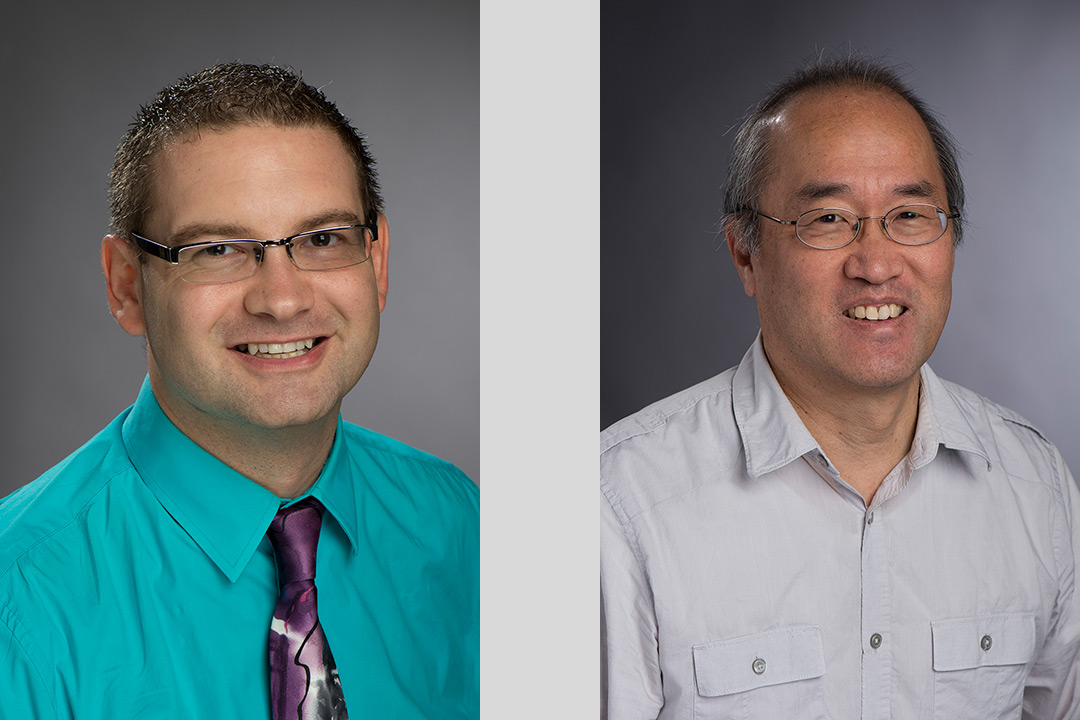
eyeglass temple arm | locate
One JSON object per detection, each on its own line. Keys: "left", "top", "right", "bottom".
{"left": 129, "top": 233, "right": 180, "bottom": 263}
{"left": 751, "top": 210, "right": 796, "bottom": 226}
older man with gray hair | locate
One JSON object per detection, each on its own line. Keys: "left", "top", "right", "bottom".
{"left": 601, "top": 57, "right": 1080, "bottom": 719}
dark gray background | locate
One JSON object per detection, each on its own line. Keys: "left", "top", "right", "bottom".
{"left": 603, "top": 0, "right": 1080, "bottom": 476}
{"left": 0, "top": 0, "right": 479, "bottom": 494}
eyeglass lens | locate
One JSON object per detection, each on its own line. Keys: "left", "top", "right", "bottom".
{"left": 177, "top": 226, "right": 373, "bottom": 283}
{"left": 795, "top": 205, "right": 948, "bottom": 249}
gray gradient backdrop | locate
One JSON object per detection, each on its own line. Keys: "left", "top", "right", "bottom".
{"left": 603, "top": 0, "right": 1080, "bottom": 476}
{"left": 0, "top": 0, "right": 478, "bottom": 494}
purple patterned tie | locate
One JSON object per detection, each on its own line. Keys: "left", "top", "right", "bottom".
{"left": 266, "top": 497, "right": 349, "bottom": 720}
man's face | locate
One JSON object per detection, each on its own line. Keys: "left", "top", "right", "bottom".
{"left": 120, "top": 124, "right": 387, "bottom": 435}
{"left": 729, "top": 88, "right": 955, "bottom": 399}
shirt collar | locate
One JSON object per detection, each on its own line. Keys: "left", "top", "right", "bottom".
{"left": 122, "top": 378, "right": 361, "bottom": 583}
{"left": 732, "top": 333, "right": 992, "bottom": 479}
{"left": 732, "top": 335, "right": 822, "bottom": 478}
{"left": 302, "top": 417, "right": 361, "bottom": 554}
{"left": 911, "top": 364, "right": 993, "bottom": 471}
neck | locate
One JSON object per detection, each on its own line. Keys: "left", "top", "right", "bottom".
{"left": 769, "top": 354, "right": 921, "bottom": 506}
{"left": 153, "top": 392, "right": 338, "bottom": 499}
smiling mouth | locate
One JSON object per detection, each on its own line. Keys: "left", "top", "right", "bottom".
{"left": 844, "top": 304, "right": 907, "bottom": 321}
{"left": 235, "top": 337, "right": 322, "bottom": 359}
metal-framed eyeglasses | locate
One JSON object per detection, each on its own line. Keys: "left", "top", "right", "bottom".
{"left": 753, "top": 204, "right": 959, "bottom": 250}
{"left": 129, "top": 224, "right": 378, "bottom": 284}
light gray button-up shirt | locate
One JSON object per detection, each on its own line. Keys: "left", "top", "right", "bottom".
{"left": 601, "top": 337, "right": 1080, "bottom": 719}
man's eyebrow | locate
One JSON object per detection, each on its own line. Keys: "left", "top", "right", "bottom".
{"left": 793, "top": 180, "right": 941, "bottom": 204}
{"left": 794, "top": 182, "right": 852, "bottom": 202}
{"left": 892, "top": 181, "right": 939, "bottom": 200}
{"left": 168, "top": 223, "right": 252, "bottom": 246}
{"left": 297, "top": 210, "right": 364, "bottom": 232}
{"left": 166, "top": 210, "right": 364, "bottom": 246}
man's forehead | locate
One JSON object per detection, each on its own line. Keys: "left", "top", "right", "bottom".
{"left": 762, "top": 87, "right": 944, "bottom": 198}
{"left": 773, "top": 86, "right": 927, "bottom": 140}
{"left": 144, "top": 122, "right": 364, "bottom": 238}
{"left": 773, "top": 85, "right": 933, "bottom": 144}
{"left": 155, "top": 120, "right": 351, "bottom": 160}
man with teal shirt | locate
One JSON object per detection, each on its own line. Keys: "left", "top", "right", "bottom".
{"left": 0, "top": 63, "right": 478, "bottom": 719}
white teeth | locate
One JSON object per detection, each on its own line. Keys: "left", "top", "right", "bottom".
{"left": 846, "top": 305, "right": 906, "bottom": 321}
{"left": 240, "top": 338, "right": 318, "bottom": 358}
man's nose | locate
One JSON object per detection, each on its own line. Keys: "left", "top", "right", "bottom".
{"left": 843, "top": 218, "right": 904, "bottom": 284}
{"left": 242, "top": 244, "right": 315, "bottom": 320}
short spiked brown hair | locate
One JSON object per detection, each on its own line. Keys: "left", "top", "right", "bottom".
{"left": 108, "top": 62, "right": 383, "bottom": 240}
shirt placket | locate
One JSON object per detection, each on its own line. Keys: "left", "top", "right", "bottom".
{"left": 861, "top": 503, "right": 891, "bottom": 719}
{"left": 807, "top": 450, "right": 899, "bottom": 719}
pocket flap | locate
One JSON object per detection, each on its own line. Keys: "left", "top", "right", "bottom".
{"left": 693, "top": 625, "right": 825, "bottom": 697}
{"left": 931, "top": 613, "right": 1036, "bottom": 671}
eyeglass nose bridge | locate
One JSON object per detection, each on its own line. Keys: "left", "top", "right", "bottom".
{"left": 850, "top": 214, "right": 893, "bottom": 244}
{"left": 250, "top": 237, "right": 298, "bottom": 267}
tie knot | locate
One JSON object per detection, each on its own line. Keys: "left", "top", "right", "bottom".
{"left": 266, "top": 497, "right": 325, "bottom": 585}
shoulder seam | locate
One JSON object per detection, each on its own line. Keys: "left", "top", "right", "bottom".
{"left": 940, "top": 375, "right": 1050, "bottom": 446}
{"left": 599, "top": 476, "right": 651, "bottom": 580}
{"left": 343, "top": 423, "right": 464, "bottom": 474}
{"left": 0, "top": 602, "right": 59, "bottom": 717}
{"left": 0, "top": 465, "right": 132, "bottom": 582}
{"left": 602, "top": 382, "right": 735, "bottom": 457}
{"left": 999, "top": 414, "right": 1051, "bottom": 446}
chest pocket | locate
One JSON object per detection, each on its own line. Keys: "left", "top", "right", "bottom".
{"left": 692, "top": 625, "right": 827, "bottom": 720}
{"left": 931, "top": 613, "right": 1036, "bottom": 720}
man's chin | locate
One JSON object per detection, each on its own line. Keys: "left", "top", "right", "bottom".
{"left": 235, "top": 396, "right": 343, "bottom": 433}
{"left": 833, "top": 357, "right": 924, "bottom": 395}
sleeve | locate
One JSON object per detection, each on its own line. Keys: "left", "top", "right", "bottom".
{"left": 600, "top": 486, "right": 663, "bottom": 720}
{"left": 1023, "top": 451, "right": 1080, "bottom": 719}
{"left": 0, "top": 610, "right": 58, "bottom": 720}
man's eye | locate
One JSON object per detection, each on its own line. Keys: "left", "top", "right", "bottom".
{"left": 814, "top": 213, "right": 847, "bottom": 224}
{"left": 202, "top": 244, "right": 237, "bottom": 257}
{"left": 189, "top": 243, "right": 249, "bottom": 263}
{"left": 304, "top": 232, "right": 339, "bottom": 248}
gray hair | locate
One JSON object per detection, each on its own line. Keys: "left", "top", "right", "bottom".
{"left": 722, "top": 57, "right": 965, "bottom": 252}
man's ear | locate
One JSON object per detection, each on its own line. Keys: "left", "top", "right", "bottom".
{"left": 726, "top": 222, "right": 757, "bottom": 298}
{"left": 372, "top": 214, "right": 389, "bottom": 312}
{"left": 102, "top": 234, "right": 147, "bottom": 336}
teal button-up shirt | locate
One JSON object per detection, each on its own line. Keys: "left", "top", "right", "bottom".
{"left": 0, "top": 379, "right": 479, "bottom": 719}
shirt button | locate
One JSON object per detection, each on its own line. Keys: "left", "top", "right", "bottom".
{"left": 752, "top": 657, "right": 767, "bottom": 675}
{"left": 869, "top": 633, "right": 883, "bottom": 649}
{"left": 867, "top": 512, "right": 875, "bottom": 526}
{"left": 981, "top": 635, "right": 993, "bottom": 651}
